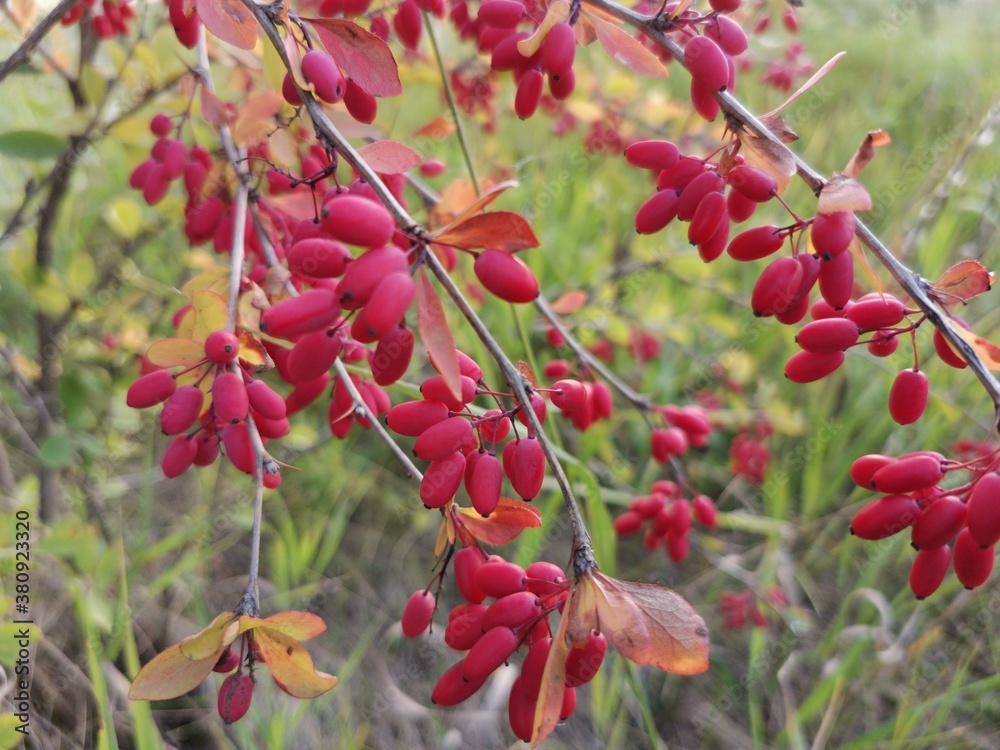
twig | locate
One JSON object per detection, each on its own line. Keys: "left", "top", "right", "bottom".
{"left": 582, "top": 0, "right": 1000, "bottom": 424}
{"left": 0, "top": 0, "right": 78, "bottom": 84}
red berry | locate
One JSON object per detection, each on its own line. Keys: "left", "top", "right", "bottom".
{"left": 909, "top": 546, "right": 951, "bottom": 599}
{"left": 474, "top": 249, "right": 539, "bottom": 303}
{"left": 795, "top": 318, "right": 860, "bottom": 353}
{"left": 514, "top": 68, "right": 544, "bottom": 120}
{"left": 688, "top": 191, "right": 728, "bottom": 245}
{"left": 420, "top": 452, "right": 466, "bottom": 507}
{"left": 454, "top": 547, "right": 487, "bottom": 604}
{"left": 401, "top": 590, "right": 436, "bottom": 637}
{"left": 811, "top": 211, "right": 856, "bottom": 259}
{"left": 371, "top": 325, "right": 414, "bottom": 386}
{"left": 911, "top": 495, "right": 967, "bottom": 550}
{"left": 751, "top": 256, "right": 804, "bottom": 317}
{"left": 162, "top": 435, "right": 197, "bottom": 478}
{"left": 462, "top": 625, "right": 518, "bottom": 683}
{"left": 222, "top": 421, "right": 255, "bottom": 473}
{"left": 684, "top": 35, "right": 729, "bottom": 92}
{"left": 432, "top": 660, "right": 487, "bottom": 706}
{"left": 870, "top": 454, "right": 944, "bottom": 494}
{"left": 150, "top": 113, "right": 173, "bottom": 137}
{"left": 217, "top": 672, "right": 253, "bottom": 724}
{"left": 261, "top": 289, "right": 340, "bottom": 339}
{"left": 160, "top": 385, "right": 205, "bottom": 435}
{"left": 287, "top": 329, "right": 342, "bottom": 383}
{"left": 953, "top": 527, "right": 995, "bottom": 589}
{"left": 507, "top": 437, "right": 545, "bottom": 500}
{"left": 413, "top": 417, "right": 475, "bottom": 461}
{"left": 287, "top": 238, "right": 353, "bottom": 279}
{"left": 634, "top": 190, "right": 680, "bottom": 234}
{"left": 564, "top": 630, "right": 606, "bottom": 687}
{"left": 818, "top": 251, "right": 854, "bottom": 310}
{"left": 550, "top": 379, "right": 586, "bottom": 411}
{"left": 539, "top": 22, "right": 575, "bottom": 77}
{"left": 300, "top": 49, "right": 346, "bottom": 104}
{"left": 625, "top": 140, "right": 680, "bottom": 171}
{"left": 467, "top": 452, "right": 503, "bottom": 516}
{"left": 127, "top": 370, "right": 177, "bottom": 409}
{"left": 350, "top": 272, "right": 416, "bottom": 343}
{"left": 727, "top": 225, "right": 784, "bottom": 261}
{"left": 393, "top": 0, "right": 423, "bottom": 49}
{"left": 213, "top": 372, "right": 250, "bottom": 424}
{"left": 692, "top": 494, "right": 717, "bottom": 528}
{"left": 387, "top": 400, "right": 450, "bottom": 436}
{"left": 344, "top": 79, "right": 378, "bottom": 124}
{"left": 246, "top": 380, "right": 286, "bottom": 421}
{"left": 850, "top": 454, "right": 894, "bottom": 488}
{"left": 322, "top": 195, "right": 396, "bottom": 248}
{"left": 478, "top": 0, "right": 525, "bottom": 27}
{"left": 475, "top": 559, "right": 527, "bottom": 599}
{"left": 727, "top": 165, "right": 777, "bottom": 203}
{"left": 933, "top": 326, "right": 968, "bottom": 369}
{"left": 481, "top": 591, "right": 540, "bottom": 631}
{"left": 336, "top": 245, "right": 409, "bottom": 309}
{"left": 850, "top": 495, "right": 920, "bottom": 540}
{"left": 213, "top": 647, "right": 240, "bottom": 673}
{"left": 845, "top": 295, "right": 907, "bottom": 330}
{"left": 675, "top": 171, "right": 725, "bottom": 222}
{"left": 888, "top": 369, "right": 929, "bottom": 425}
{"left": 965, "top": 472, "right": 1000, "bottom": 547}
{"left": 784, "top": 350, "right": 845, "bottom": 383}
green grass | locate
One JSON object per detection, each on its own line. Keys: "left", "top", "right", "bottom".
{"left": 2, "top": 0, "right": 1000, "bottom": 748}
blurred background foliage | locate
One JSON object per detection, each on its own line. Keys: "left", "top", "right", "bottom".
{"left": 1, "top": 0, "right": 999, "bottom": 747}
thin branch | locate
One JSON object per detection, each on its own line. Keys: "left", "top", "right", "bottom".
{"left": 583, "top": 0, "right": 1000, "bottom": 423}
{"left": 0, "top": 0, "right": 77, "bottom": 84}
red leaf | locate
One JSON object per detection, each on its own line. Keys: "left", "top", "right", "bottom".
{"left": 592, "top": 16, "right": 668, "bottom": 79}
{"left": 433, "top": 212, "right": 540, "bottom": 253}
{"left": 304, "top": 17, "right": 402, "bottom": 97}
{"left": 843, "top": 129, "right": 891, "bottom": 179}
{"left": 200, "top": 87, "right": 237, "bottom": 128}
{"left": 517, "top": 361, "right": 537, "bottom": 389}
{"left": 455, "top": 497, "right": 542, "bottom": 546}
{"left": 356, "top": 140, "right": 423, "bottom": 175}
{"left": 587, "top": 571, "right": 710, "bottom": 675}
{"left": 195, "top": 0, "right": 258, "bottom": 50}
{"left": 416, "top": 267, "right": 462, "bottom": 402}
{"left": 931, "top": 260, "right": 994, "bottom": 306}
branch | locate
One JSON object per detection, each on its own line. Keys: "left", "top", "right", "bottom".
{"left": 583, "top": 0, "right": 1000, "bottom": 424}
{"left": 243, "top": 0, "right": 596, "bottom": 569}
{"left": 0, "top": 0, "right": 77, "bottom": 84}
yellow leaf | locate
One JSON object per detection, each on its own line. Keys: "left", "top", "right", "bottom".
{"left": 255, "top": 629, "right": 338, "bottom": 699}
{"left": 259, "top": 611, "right": 328, "bottom": 641}
{"left": 178, "top": 612, "right": 241, "bottom": 660}
{"left": 191, "top": 290, "right": 229, "bottom": 342}
{"left": 181, "top": 266, "right": 230, "bottom": 297}
{"left": 237, "top": 329, "right": 269, "bottom": 368}
{"left": 952, "top": 327, "right": 1000, "bottom": 371}
{"left": 146, "top": 338, "right": 205, "bottom": 368}
{"left": 517, "top": 0, "right": 570, "bottom": 58}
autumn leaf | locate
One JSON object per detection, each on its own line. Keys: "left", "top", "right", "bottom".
{"left": 434, "top": 179, "right": 521, "bottom": 231}
{"left": 432, "top": 212, "right": 540, "bottom": 253}
{"left": 741, "top": 135, "right": 796, "bottom": 195}
{"left": 454, "top": 498, "right": 542, "bottom": 546}
{"left": 304, "top": 18, "right": 402, "bottom": 97}
{"left": 574, "top": 571, "right": 710, "bottom": 675}
{"left": 417, "top": 268, "right": 463, "bottom": 402}
{"left": 196, "top": 0, "right": 258, "bottom": 50}
{"left": 356, "top": 140, "right": 423, "bottom": 174}
{"left": 179, "top": 612, "right": 241, "bottom": 660}
{"left": 765, "top": 51, "right": 846, "bottom": 118}
{"left": 531, "top": 587, "right": 573, "bottom": 747}
{"left": 246, "top": 611, "right": 328, "bottom": 641}
{"left": 517, "top": 361, "right": 538, "bottom": 389}
{"left": 200, "top": 87, "right": 238, "bottom": 128}
{"left": 843, "top": 129, "right": 892, "bottom": 179}
{"left": 952, "top": 326, "right": 1000, "bottom": 370}
{"left": 191, "top": 290, "right": 229, "bottom": 342}
{"left": 591, "top": 16, "right": 668, "bottom": 79}
{"left": 414, "top": 117, "right": 456, "bottom": 139}
{"left": 232, "top": 92, "right": 285, "bottom": 147}
{"left": 146, "top": 338, "right": 204, "bottom": 368}
{"left": 548, "top": 290, "right": 588, "bottom": 314}
{"left": 253, "top": 628, "right": 338, "bottom": 699}
{"left": 817, "top": 173, "right": 872, "bottom": 214}
{"left": 931, "top": 260, "right": 994, "bottom": 306}
{"left": 517, "top": 0, "right": 570, "bottom": 58}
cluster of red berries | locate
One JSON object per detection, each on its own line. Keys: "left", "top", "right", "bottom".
{"left": 281, "top": 48, "right": 379, "bottom": 125}
{"left": 728, "top": 421, "right": 772, "bottom": 485}
{"left": 61, "top": 0, "right": 135, "bottom": 38}
{"left": 129, "top": 113, "right": 213, "bottom": 207}
{"left": 402, "top": 549, "right": 598, "bottom": 742}
{"left": 613, "top": 480, "right": 718, "bottom": 562}
{"left": 849, "top": 451, "right": 1000, "bottom": 598}
{"left": 386, "top": 351, "right": 602, "bottom": 512}
{"left": 126, "top": 330, "right": 290, "bottom": 484}
{"left": 650, "top": 404, "right": 713, "bottom": 463}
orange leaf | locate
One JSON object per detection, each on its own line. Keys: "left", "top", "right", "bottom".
{"left": 178, "top": 612, "right": 240, "bottom": 660}
{"left": 196, "top": 0, "right": 258, "bottom": 50}
{"left": 254, "top": 628, "right": 338, "bottom": 699}
{"left": 843, "top": 129, "right": 891, "bottom": 179}
{"left": 592, "top": 16, "right": 668, "bottom": 79}
{"left": 517, "top": 0, "right": 570, "bottom": 58}
{"left": 416, "top": 267, "right": 463, "bottom": 402}
{"left": 356, "top": 140, "right": 423, "bottom": 175}
{"left": 128, "top": 641, "right": 220, "bottom": 701}
{"left": 434, "top": 512, "right": 455, "bottom": 558}
{"left": 931, "top": 260, "right": 994, "bottom": 306}
{"left": 414, "top": 117, "right": 457, "bottom": 139}
{"left": 952, "top": 327, "right": 1000, "bottom": 371}
{"left": 817, "top": 174, "right": 872, "bottom": 214}
{"left": 433, "top": 212, "right": 540, "bottom": 253}
{"left": 548, "top": 290, "right": 588, "bottom": 314}
{"left": 146, "top": 338, "right": 205, "bottom": 368}
{"left": 590, "top": 572, "right": 710, "bottom": 675}
{"left": 232, "top": 92, "right": 285, "bottom": 147}
{"left": 436, "top": 180, "right": 521, "bottom": 233}
{"left": 304, "top": 18, "right": 402, "bottom": 97}
{"left": 531, "top": 587, "right": 573, "bottom": 747}
{"left": 741, "top": 135, "right": 796, "bottom": 195}
{"left": 237, "top": 329, "right": 270, "bottom": 368}
{"left": 517, "top": 361, "right": 537, "bottom": 389}
{"left": 455, "top": 498, "right": 542, "bottom": 546}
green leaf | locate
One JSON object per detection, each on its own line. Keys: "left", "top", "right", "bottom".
{"left": 39, "top": 434, "right": 75, "bottom": 468}
{"left": 0, "top": 130, "right": 65, "bottom": 161}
